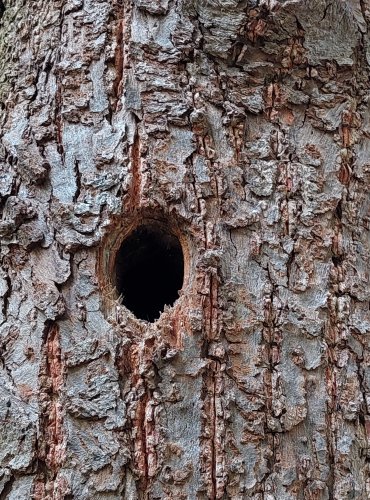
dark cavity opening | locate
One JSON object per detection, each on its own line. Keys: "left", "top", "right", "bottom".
{"left": 115, "top": 224, "right": 184, "bottom": 322}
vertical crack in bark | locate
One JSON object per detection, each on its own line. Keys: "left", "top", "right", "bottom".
{"left": 124, "top": 339, "right": 159, "bottom": 498}
{"left": 202, "top": 268, "right": 224, "bottom": 499}
{"left": 209, "top": 273, "right": 218, "bottom": 500}
{"left": 0, "top": 475, "right": 15, "bottom": 500}
{"left": 53, "top": 6, "right": 66, "bottom": 161}
{"left": 211, "top": 375, "right": 217, "bottom": 500}
{"left": 262, "top": 267, "right": 280, "bottom": 487}
{"left": 55, "top": 83, "right": 64, "bottom": 157}
{"left": 113, "top": 16, "right": 125, "bottom": 109}
{"left": 73, "top": 158, "right": 81, "bottom": 203}
{"left": 1, "top": 273, "right": 11, "bottom": 322}
{"left": 134, "top": 384, "right": 158, "bottom": 497}
{"left": 0, "top": 1, "right": 5, "bottom": 22}
{"left": 136, "top": 392, "right": 150, "bottom": 494}
{"left": 34, "top": 321, "right": 65, "bottom": 499}
{"left": 128, "top": 126, "right": 142, "bottom": 210}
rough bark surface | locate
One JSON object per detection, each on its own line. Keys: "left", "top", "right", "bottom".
{"left": 0, "top": 0, "right": 370, "bottom": 498}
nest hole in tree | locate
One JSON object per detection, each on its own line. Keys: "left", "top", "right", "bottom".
{"left": 115, "top": 223, "right": 184, "bottom": 322}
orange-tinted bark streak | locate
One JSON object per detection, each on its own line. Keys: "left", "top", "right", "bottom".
{"left": 34, "top": 322, "right": 65, "bottom": 500}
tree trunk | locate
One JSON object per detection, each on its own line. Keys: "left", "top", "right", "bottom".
{"left": 0, "top": 0, "right": 369, "bottom": 498}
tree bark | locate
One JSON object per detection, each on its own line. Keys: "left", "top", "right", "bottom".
{"left": 0, "top": 0, "right": 370, "bottom": 498}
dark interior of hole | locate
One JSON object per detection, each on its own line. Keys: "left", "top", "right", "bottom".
{"left": 115, "top": 224, "right": 184, "bottom": 322}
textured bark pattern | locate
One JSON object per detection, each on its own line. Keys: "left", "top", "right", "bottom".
{"left": 0, "top": 0, "right": 370, "bottom": 498}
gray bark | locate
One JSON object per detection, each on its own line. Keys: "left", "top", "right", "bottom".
{"left": 0, "top": 0, "right": 370, "bottom": 498}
